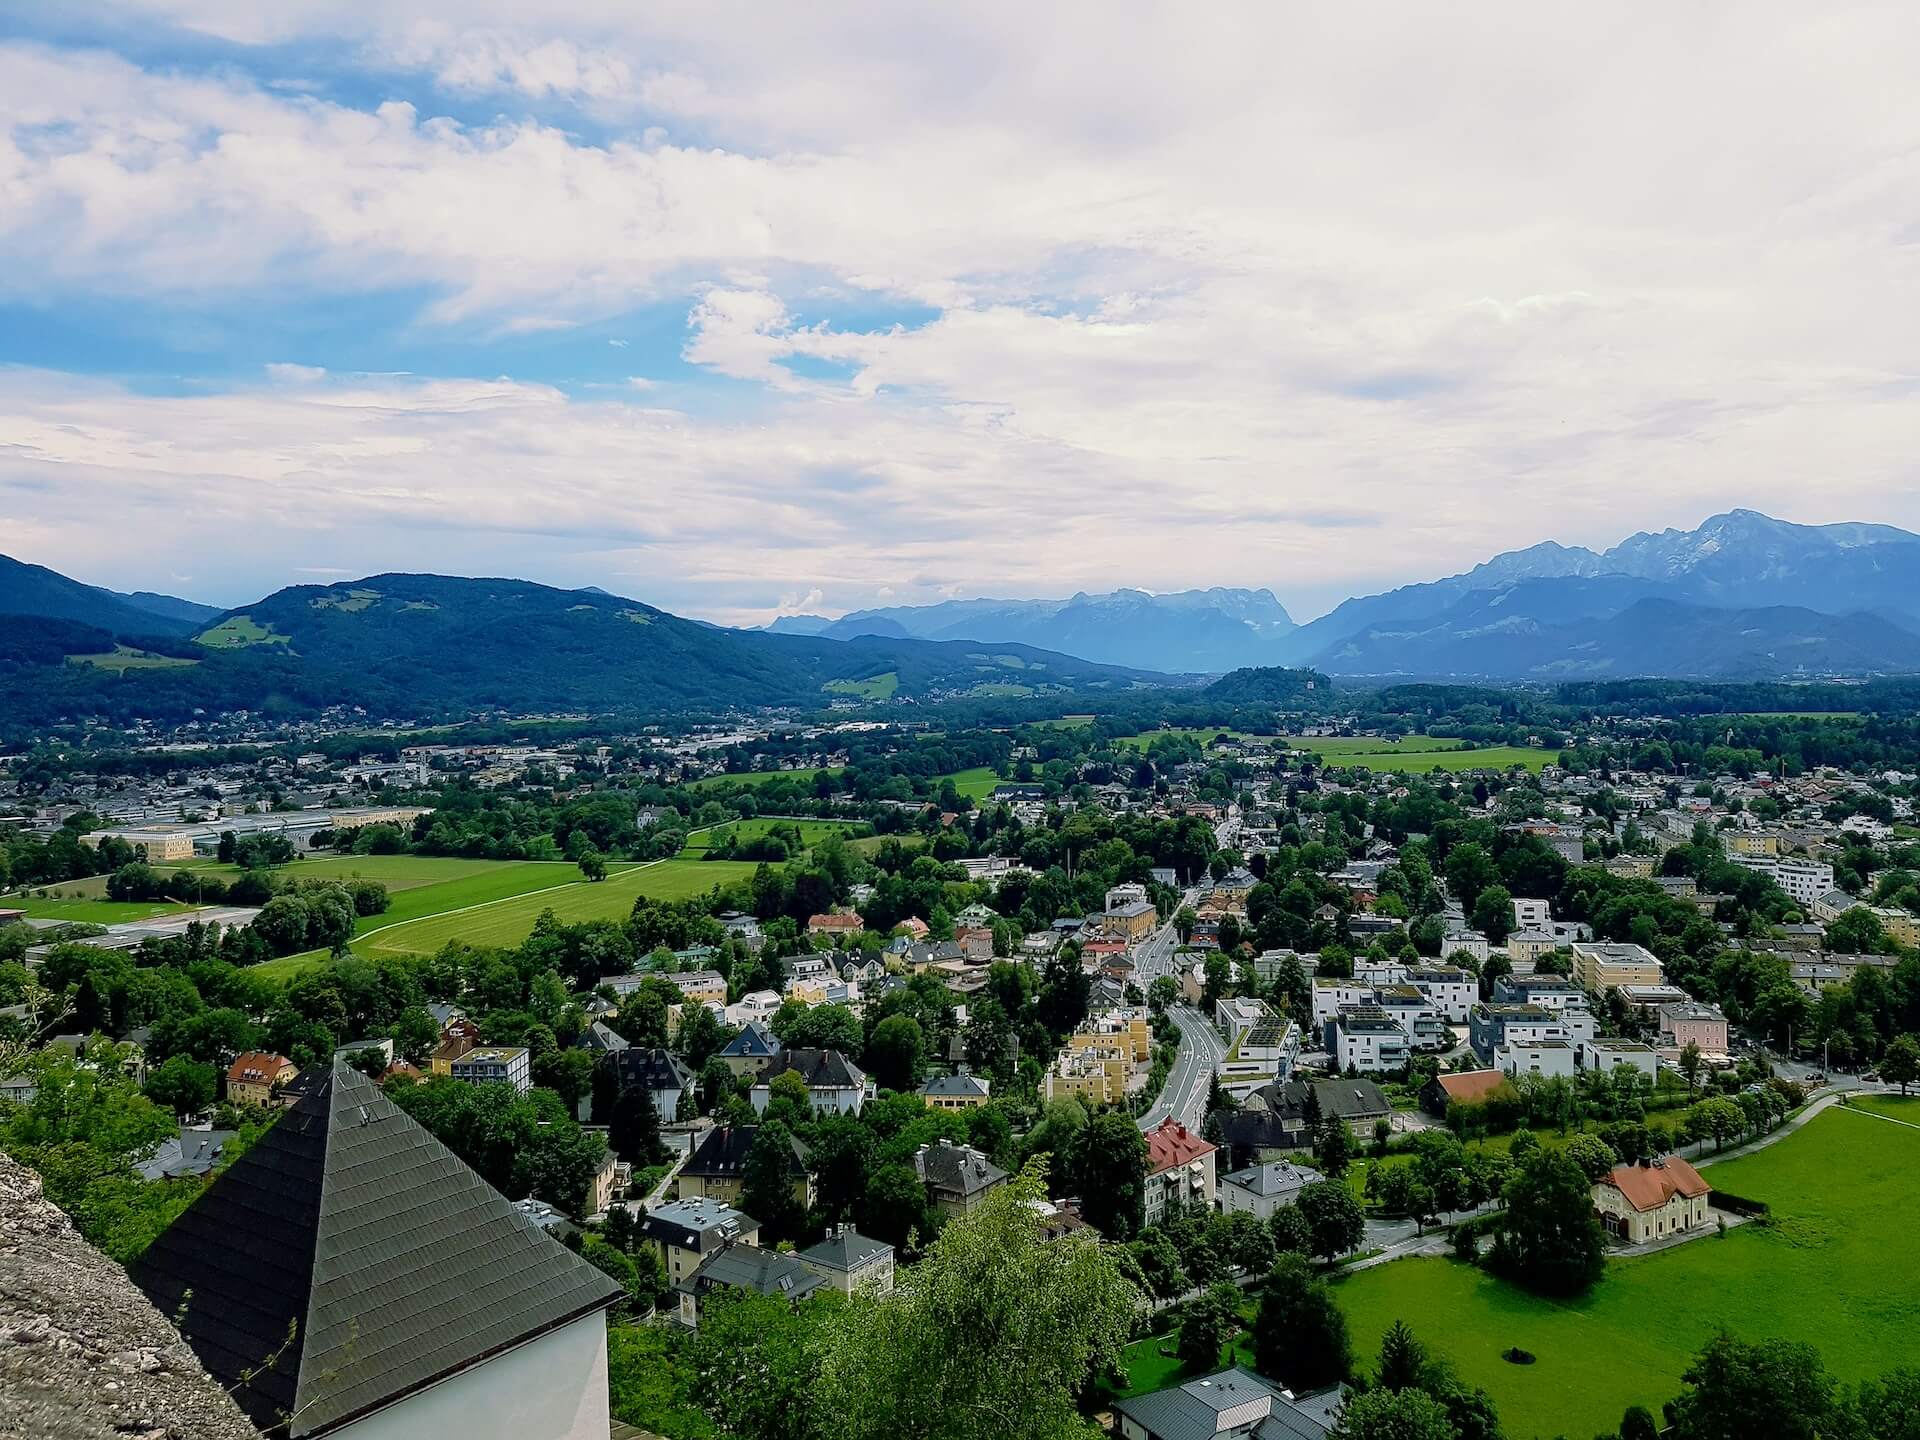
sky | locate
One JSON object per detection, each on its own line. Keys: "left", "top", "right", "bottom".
{"left": 1, "top": 4, "right": 1917, "bottom": 626}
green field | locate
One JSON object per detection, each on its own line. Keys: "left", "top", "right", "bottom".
{"left": 1845, "top": 1092, "right": 1920, "bottom": 1122}
{"left": 355, "top": 858, "right": 758, "bottom": 957}
{"left": 822, "top": 671, "right": 899, "bottom": 700}
{"left": 686, "top": 766, "right": 845, "bottom": 792}
{"left": 1291, "top": 735, "right": 1554, "bottom": 773}
{"left": 942, "top": 767, "right": 1002, "bottom": 802}
{"left": 1335, "top": 1107, "right": 1920, "bottom": 1439}
{"left": 1114, "top": 727, "right": 1258, "bottom": 753}
{"left": 67, "top": 645, "right": 199, "bottom": 673}
{"left": 0, "top": 894, "right": 195, "bottom": 923}
{"left": 176, "top": 854, "right": 542, "bottom": 892}
{"left": 677, "top": 818, "right": 860, "bottom": 856}
{"left": 193, "top": 615, "right": 289, "bottom": 648}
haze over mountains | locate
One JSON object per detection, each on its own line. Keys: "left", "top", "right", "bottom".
{"left": 3, "top": 511, "right": 1918, "bottom": 727}
{"left": 769, "top": 511, "right": 1920, "bottom": 681}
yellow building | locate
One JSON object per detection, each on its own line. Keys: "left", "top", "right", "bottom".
{"left": 83, "top": 827, "right": 199, "bottom": 862}
{"left": 1043, "top": 1051, "right": 1123, "bottom": 1106}
{"left": 919, "top": 1068, "right": 993, "bottom": 1110}
{"left": 1073, "top": 1008, "right": 1152, "bottom": 1065}
{"left": 1870, "top": 907, "right": 1920, "bottom": 949}
{"left": 1570, "top": 942, "right": 1665, "bottom": 992}
{"left": 1725, "top": 833, "right": 1779, "bottom": 858}
{"left": 225, "top": 1051, "right": 297, "bottom": 1107}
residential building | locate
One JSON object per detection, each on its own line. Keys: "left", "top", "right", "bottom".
{"left": 1569, "top": 941, "right": 1665, "bottom": 992}
{"left": 1592, "top": 1156, "right": 1712, "bottom": 1244}
{"left": 1469, "top": 1004, "right": 1575, "bottom": 1065}
{"left": 1410, "top": 965, "right": 1477, "bottom": 1021}
{"left": 751, "top": 1047, "right": 872, "bottom": 1115}
{"left": 135, "top": 1127, "right": 236, "bottom": 1181}
{"left": 716, "top": 1021, "right": 781, "bottom": 1078}
{"left": 641, "top": 1197, "right": 760, "bottom": 1288}
{"left": 130, "top": 1063, "right": 622, "bottom": 1440}
{"left": 919, "top": 1066, "right": 992, "bottom": 1110}
{"left": 676, "top": 1126, "right": 814, "bottom": 1210}
{"left": 429, "top": 1017, "right": 483, "bottom": 1075}
{"left": 797, "top": 1227, "right": 896, "bottom": 1296}
{"left": 225, "top": 1051, "right": 296, "bottom": 1107}
{"left": 1217, "top": 1016, "right": 1301, "bottom": 1099}
{"left": 1728, "top": 855, "right": 1835, "bottom": 906}
{"left": 606, "top": 1047, "right": 695, "bottom": 1125}
{"left": 1497, "top": 1039, "right": 1578, "bottom": 1079}
{"left": 914, "top": 1138, "right": 1008, "bottom": 1219}
{"left": 1505, "top": 930, "right": 1561, "bottom": 966}
{"left": 1216, "top": 1160, "right": 1323, "bottom": 1222}
{"left": 1111, "top": 1365, "right": 1340, "bottom": 1440}
{"left": 661, "top": 969, "right": 728, "bottom": 1005}
{"left": 1325, "top": 1009, "right": 1410, "bottom": 1074}
{"left": 1870, "top": 906, "right": 1920, "bottom": 949}
{"left": 674, "top": 1243, "right": 823, "bottom": 1328}
{"left": 1215, "top": 997, "right": 1273, "bottom": 1049}
{"left": 1576, "top": 1039, "right": 1659, "bottom": 1080}
{"left": 1491, "top": 973, "right": 1592, "bottom": 1017}
{"left": 451, "top": 1046, "right": 531, "bottom": 1095}
{"left": 1143, "top": 1118, "right": 1217, "bottom": 1227}
{"left": 1658, "top": 1002, "right": 1730, "bottom": 1055}
{"left": 806, "top": 912, "right": 865, "bottom": 939}
{"left": 1420, "top": 1068, "right": 1512, "bottom": 1116}
{"left": 1512, "top": 897, "right": 1551, "bottom": 931}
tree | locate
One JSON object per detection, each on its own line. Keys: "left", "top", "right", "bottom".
{"left": 859, "top": 1162, "right": 930, "bottom": 1251}
{"left": 740, "top": 1119, "right": 806, "bottom": 1244}
{"left": 1470, "top": 885, "right": 1515, "bottom": 945}
{"left": 1376, "top": 1319, "right": 1426, "bottom": 1392}
{"left": 1254, "top": 1254, "right": 1351, "bottom": 1391}
{"left": 815, "top": 1162, "right": 1140, "bottom": 1440}
{"left": 1680, "top": 1040, "right": 1704, "bottom": 1095}
{"left": 1269, "top": 1204, "right": 1311, "bottom": 1258}
{"left": 578, "top": 847, "right": 607, "bottom": 882}
{"left": 1667, "top": 1334, "right": 1836, "bottom": 1440}
{"left": 865, "top": 1014, "right": 924, "bottom": 1092}
{"left": 1882, "top": 1034, "right": 1920, "bottom": 1096}
{"left": 1072, "top": 1113, "right": 1147, "bottom": 1241}
{"left": 143, "top": 1055, "right": 217, "bottom": 1117}
{"left": 1176, "top": 1283, "right": 1241, "bottom": 1372}
{"left": 1296, "top": 1179, "right": 1366, "bottom": 1262}
{"left": 1619, "top": 1404, "right": 1659, "bottom": 1440}
{"left": 1489, "top": 1149, "right": 1605, "bottom": 1297}
{"left": 689, "top": 1289, "right": 833, "bottom": 1440}
{"left": 1330, "top": 1388, "right": 1455, "bottom": 1440}
{"left": 608, "top": 1084, "right": 664, "bottom": 1166}
{"left": 1561, "top": 1133, "right": 1618, "bottom": 1183}
{"left": 1312, "top": 1117, "right": 1353, "bottom": 1178}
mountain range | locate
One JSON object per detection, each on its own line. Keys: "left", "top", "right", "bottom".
{"left": 767, "top": 511, "right": 1920, "bottom": 681}
{"left": 3, "top": 509, "right": 1918, "bottom": 726}
{"left": 766, "top": 587, "right": 1297, "bottom": 672}
{"left": 0, "top": 561, "right": 1160, "bottom": 727}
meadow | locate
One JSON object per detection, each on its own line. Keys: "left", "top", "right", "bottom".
{"left": 0, "top": 894, "right": 196, "bottom": 924}
{"left": 354, "top": 857, "right": 759, "bottom": 958}
{"left": 1290, "top": 736, "right": 1555, "bottom": 774}
{"left": 1334, "top": 1106, "right": 1920, "bottom": 1439}
{"left": 943, "top": 766, "right": 1003, "bottom": 802}
{"left": 685, "top": 766, "right": 845, "bottom": 791}
{"left": 821, "top": 671, "right": 899, "bottom": 700}
{"left": 676, "top": 817, "right": 862, "bottom": 856}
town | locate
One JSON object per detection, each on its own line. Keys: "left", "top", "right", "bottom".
{"left": 6, "top": 694, "right": 1920, "bottom": 1440}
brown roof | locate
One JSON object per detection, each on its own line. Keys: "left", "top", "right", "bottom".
{"left": 807, "top": 912, "right": 863, "bottom": 930}
{"left": 1144, "top": 1118, "right": 1216, "bottom": 1176}
{"left": 1436, "top": 1070, "right": 1511, "bottom": 1105}
{"left": 225, "top": 1050, "right": 293, "bottom": 1086}
{"left": 1600, "top": 1156, "right": 1710, "bottom": 1212}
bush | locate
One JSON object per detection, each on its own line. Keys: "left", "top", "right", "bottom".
{"left": 1703, "top": 1187, "right": 1769, "bottom": 1217}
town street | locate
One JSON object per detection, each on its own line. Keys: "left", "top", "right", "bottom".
{"left": 1138, "top": 1004, "right": 1225, "bottom": 1133}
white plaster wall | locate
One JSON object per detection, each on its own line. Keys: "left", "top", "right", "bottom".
{"left": 326, "top": 1311, "right": 609, "bottom": 1440}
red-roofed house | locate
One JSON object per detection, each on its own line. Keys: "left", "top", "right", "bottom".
{"left": 807, "top": 912, "right": 865, "bottom": 938}
{"left": 1593, "top": 1156, "right": 1711, "bottom": 1243}
{"left": 225, "top": 1051, "right": 297, "bottom": 1107}
{"left": 1143, "top": 1118, "right": 1217, "bottom": 1226}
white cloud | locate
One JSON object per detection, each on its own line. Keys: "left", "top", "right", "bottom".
{"left": 2, "top": 7, "right": 1919, "bottom": 617}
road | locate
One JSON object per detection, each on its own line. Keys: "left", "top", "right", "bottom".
{"left": 1138, "top": 1004, "right": 1225, "bottom": 1133}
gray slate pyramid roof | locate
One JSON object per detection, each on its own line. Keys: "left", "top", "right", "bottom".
{"left": 130, "top": 1063, "right": 621, "bottom": 1438}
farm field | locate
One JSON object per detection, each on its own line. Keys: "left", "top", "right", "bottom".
{"left": 1334, "top": 1107, "right": 1920, "bottom": 1439}
{"left": 822, "top": 671, "right": 899, "bottom": 700}
{"left": 68, "top": 646, "right": 198, "bottom": 672}
{"left": 355, "top": 858, "right": 758, "bottom": 958}
{"left": 686, "top": 766, "right": 845, "bottom": 792}
{"left": 170, "top": 854, "right": 537, "bottom": 892}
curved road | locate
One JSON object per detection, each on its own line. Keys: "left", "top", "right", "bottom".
{"left": 1139, "top": 1004, "right": 1225, "bottom": 1132}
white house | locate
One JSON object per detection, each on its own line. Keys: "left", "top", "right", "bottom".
{"left": 1593, "top": 1156, "right": 1712, "bottom": 1244}
{"left": 1216, "top": 1160, "right": 1323, "bottom": 1222}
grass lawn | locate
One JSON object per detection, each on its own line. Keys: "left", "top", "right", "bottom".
{"left": 67, "top": 645, "right": 199, "bottom": 672}
{"left": 943, "top": 766, "right": 1003, "bottom": 802}
{"left": 1334, "top": 1107, "right": 1920, "bottom": 1439}
{"left": 1115, "top": 1319, "right": 1260, "bottom": 1398}
{"left": 193, "top": 615, "right": 289, "bottom": 648}
{"left": 1290, "top": 735, "right": 1554, "bottom": 774}
{"left": 685, "top": 766, "right": 845, "bottom": 792}
{"left": 822, "top": 671, "right": 899, "bottom": 700}
{"left": 174, "top": 854, "right": 538, "bottom": 892}
{"left": 0, "top": 894, "right": 197, "bottom": 923}
{"left": 355, "top": 858, "right": 758, "bottom": 957}
{"left": 1845, "top": 1092, "right": 1920, "bottom": 1122}
{"left": 677, "top": 818, "right": 861, "bottom": 857}
{"left": 1113, "top": 727, "right": 1258, "bottom": 753}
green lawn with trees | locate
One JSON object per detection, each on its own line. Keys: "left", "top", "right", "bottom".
{"left": 1333, "top": 1106, "right": 1920, "bottom": 1438}
{"left": 0, "top": 894, "right": 196, "bottom": 923}
{"left": 1289, "top": 736, "right": 1555, "bottom": 774}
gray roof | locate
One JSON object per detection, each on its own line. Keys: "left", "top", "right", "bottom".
{"left": 679, "top": 1243, "right": 824, "bottom": 1303}
{"left": 913, "top": 1139, "right": 1006, "bottom": 1199}
{"left": 762, "top": 1046, "right": 867, "bottom": 1090}
{"left": 135, "top": 1129, "right": 236, "bottom": 1182}
{"left": 640, "top": 1197, "right": 759, "bottom": 1252}
{"left": 719, "top": 1021, "right": 778, "bottom": 1059}
{"left": 130, "top": 1063, "right": 621, "bottom": 1438}
{"left": 919, "top": 1069, "right": 991, "bottom": 1100}
{"left": 797, "top": 1228, "right": 893, "bottom": 1273}
{"left": 1113, "top": 1366, "right": 1337, "bottom": 1440}
{"left": 1221, "top": 1160, "right": 1323, "bottom": 1200}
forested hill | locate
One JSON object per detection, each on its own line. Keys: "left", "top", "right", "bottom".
{"left": 0, "top": 572, "right": 1166, "bottom": 728}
